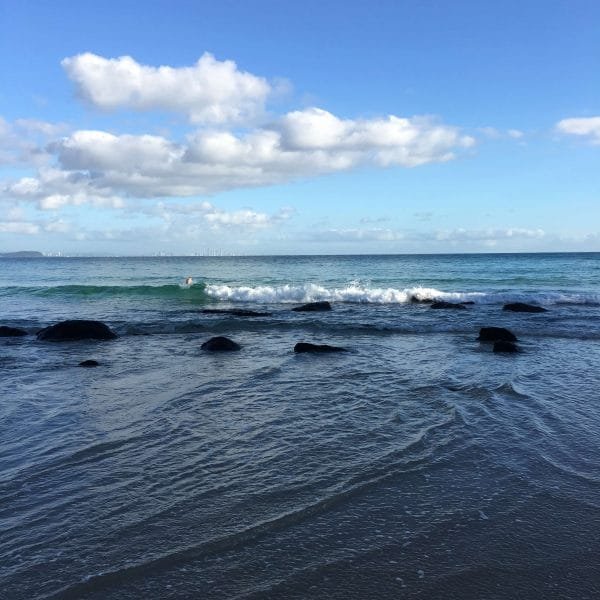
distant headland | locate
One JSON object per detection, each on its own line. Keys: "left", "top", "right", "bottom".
{"left": 0, "top": 251, "right": 44, "bottom": 258}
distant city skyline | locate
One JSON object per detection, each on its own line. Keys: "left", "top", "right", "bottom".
{"left": 1, "top": 0, "right": 599, "bottom": 255}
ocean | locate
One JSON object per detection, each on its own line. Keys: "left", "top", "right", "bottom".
{"left": 1, "top": 253, "right": 599, "bottom": 599}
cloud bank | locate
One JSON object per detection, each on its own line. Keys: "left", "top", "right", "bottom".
{"left": 2, "top": 108, "right": 473, "bottom": 208}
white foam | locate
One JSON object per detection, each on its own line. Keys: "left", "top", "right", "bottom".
{"left": 205, "top": 282, "right": 600, "bottom": 305}
{"left": 206, "top": 283, "right": 478, "bottom": 304}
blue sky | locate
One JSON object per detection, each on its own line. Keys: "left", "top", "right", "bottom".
{"left": 0, "top": 0, "right": 599, "bottom": 255}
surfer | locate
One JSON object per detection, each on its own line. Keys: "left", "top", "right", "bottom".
{"left": 185, "top": 276, "right": 193, "bottom": 286}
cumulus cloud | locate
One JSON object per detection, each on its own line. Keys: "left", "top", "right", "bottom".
{"left": 1, "top": 52, "right": 478, "bottom": 232}
{"left": 556, "top": 117, "right": 600, "bottom": 144}
{"left": 3, "top": 167, "right": 124, "bottom": 210}
{"left": 275, "top": 108, "right": 474, "bottom": 166}
{"left": 0, "top": 116, "right": 66, "bottom": 166}
{"left": 3, "top": 108, "right": 474, "bottom": 206}
{"left": 62, "top": 52, "right": 272, "bottom": 125}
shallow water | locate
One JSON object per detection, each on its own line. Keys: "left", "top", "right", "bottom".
{"left": 1, "top": 253, "right": 599, "bottom": 599}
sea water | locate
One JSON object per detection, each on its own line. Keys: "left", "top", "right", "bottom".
{"left": 1, "top": 253, "right": 599, "bottom": 599}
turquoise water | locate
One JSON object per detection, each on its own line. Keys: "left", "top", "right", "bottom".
{"left": 1, "top": 253, "right": 599, "bottom": 599}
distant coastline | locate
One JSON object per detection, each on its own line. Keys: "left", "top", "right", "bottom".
{"left": 0, "top": 250, "right": 598, "bottom": 259}
{"left": 0, "top": 251, "right": 44, "bottom": 258}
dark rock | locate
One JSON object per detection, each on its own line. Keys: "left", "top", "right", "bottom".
{"left": 493, "top": 341, "right": 520, "bottom": 353}
{"left": 478, "top": 327, "right": 518, "bottom": 342}
{"left": 37, "top": 320, "right": 117, "bottom": 341}
{"left": 294, "top": 342, "right": 347, "bottom": 353}
{"left": 201, "top": 309, "right": 272, "bottom": 317}
{"left": 430, "top": 301, "right": 467, "bottom": 310}
{"left": 292, "top": 301, "right": 331, "bottom": 312}
{"left": 503, "top": 302, "right": 547, "bottom": 313}
{"left": 0, "top": 325, "right": 27, "bottom": 337}
{"left": 79, "top": 359, "right": 100, "bottom": 367}
{"left": 409, "top": 296, "right": 434, "bottom": 304}
{"left": 201, "top": 336, "right": 241, "bottom": 351}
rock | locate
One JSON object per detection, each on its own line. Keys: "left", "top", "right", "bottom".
{"left": 294, "top": 342, "right": 347, "bottom": 353}
{"left": 0, "top": 325, "right": 27, "bottom": 337}
{"left": 409, "top": 297, "right": 434, "bottom": 304}
{"left": 493, "top": 341, "right": 520, "bottom": 353}
{"left": 201, "top": 336, "right": 241, "bottom": 351}
{"left": 201, "top": 309, "right": 272, "bottom": 317}
{"left": 478, "top": 327, "right": 518, "bottom": 342}
{"left": 503, "top": 302, "right": 547, "bottom": 313}
{"left": 292, "top": 301, "right": 331, "bottom": 312}
{"left": 430, "top": 301, "right": 467, "bottom": 310}
{"left": 37, "top": 320, "right": 118, "bottom": 341}
{"left": 79, "top": 359, "right": 100, "bottom": 367}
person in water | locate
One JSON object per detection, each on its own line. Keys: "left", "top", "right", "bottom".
{"left": 185, "top": 277, "right": 193, "bottom": 286}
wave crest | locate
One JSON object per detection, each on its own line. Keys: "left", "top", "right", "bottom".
{"left": 205, "top": 283, "right": 600, "bottom": 306}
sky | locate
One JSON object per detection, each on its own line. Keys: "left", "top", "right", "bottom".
{"left": 0, "top": 0, "right": 599, "bottom": 255}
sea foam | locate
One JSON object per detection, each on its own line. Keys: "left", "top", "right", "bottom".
{"left": 205, "top": 283, "right": 482, "bottom": 304}
{"left": 205, "top": 283, "right": 600, "bottom": 305}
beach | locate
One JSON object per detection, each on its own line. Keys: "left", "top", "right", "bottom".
{"left": 1, "top": 253, "right": 599, "bottom": 599}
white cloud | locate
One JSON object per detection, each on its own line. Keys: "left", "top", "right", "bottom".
{"left": 150, "top": 200, "right": 294, "bottom": 231}
{"left": 15, "top": 119, "right": 69, "bottom": 137}
{"left": 46, "top": 200, "right": 294, "bottom": 249}
{"left": 275, "top": 108, "right": 475, "bottom": 166}
{"left": 303, "top": 226, "right": 547, "bottom": 246}
{"left": 307, "top": 228, "right": 405, "bottom": 243}
{"left": 478, "top": 126, "right": 524, "bottom": 140}
{"left": 44, "top": 219, "right": 72, "bottom": 233}
{"left": 4, "top": 109, "right": 473, "bottom": 204}
{"left": 4, "top": 167, "right": 125, "bottom": 210}
{"left": 52, "top": 130, "right": 183, "bottom": 173}
{"left": 432, "top": 227, "right": 545, "bottom": 242}
{"left": 0, "top": 116, "right": 68, "bottom": 166}
{"left": 0, "top": 221, "right": 40, "bottom": 234}
{"left": 556, "top": 117, "right": 600, "bottom": 144}
{"left": 62, "top": 52, "right": 272, "bottom": 125}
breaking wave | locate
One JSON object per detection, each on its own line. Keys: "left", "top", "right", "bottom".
{"left": 205, "top": 283, "right": 600, "bottom": 306}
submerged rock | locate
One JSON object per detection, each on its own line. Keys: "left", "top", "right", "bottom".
{"left": 0, "top": 325, "right": 27, "bottom": 337}
{"left": 430, "top": 301, "right": 467, "bottom": 310}
{"left": 294, "top": 342, "right": 347, "bottom": 353}
{"left": 292, "top": 301, "right": 331, "bottom": 312}
{"left": 478, "top": 327, "right": 518, "bottom": 342}
{"left": 79, "top": 359, "right": 100, "bottom": 367}
{"left": 503, "top": 302, "right": 547, "bottom": 313}
{"left": 493, "top": 341, "right": 520, "bottom": 353}
{"left": 201, "top": 309, "right": 272, "bottom": 317}
{"left": 201, "top": 336, "right": 241, "bottom": 351}
{"left": 37, "top": 320, "right": 117, "bottom": 341}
